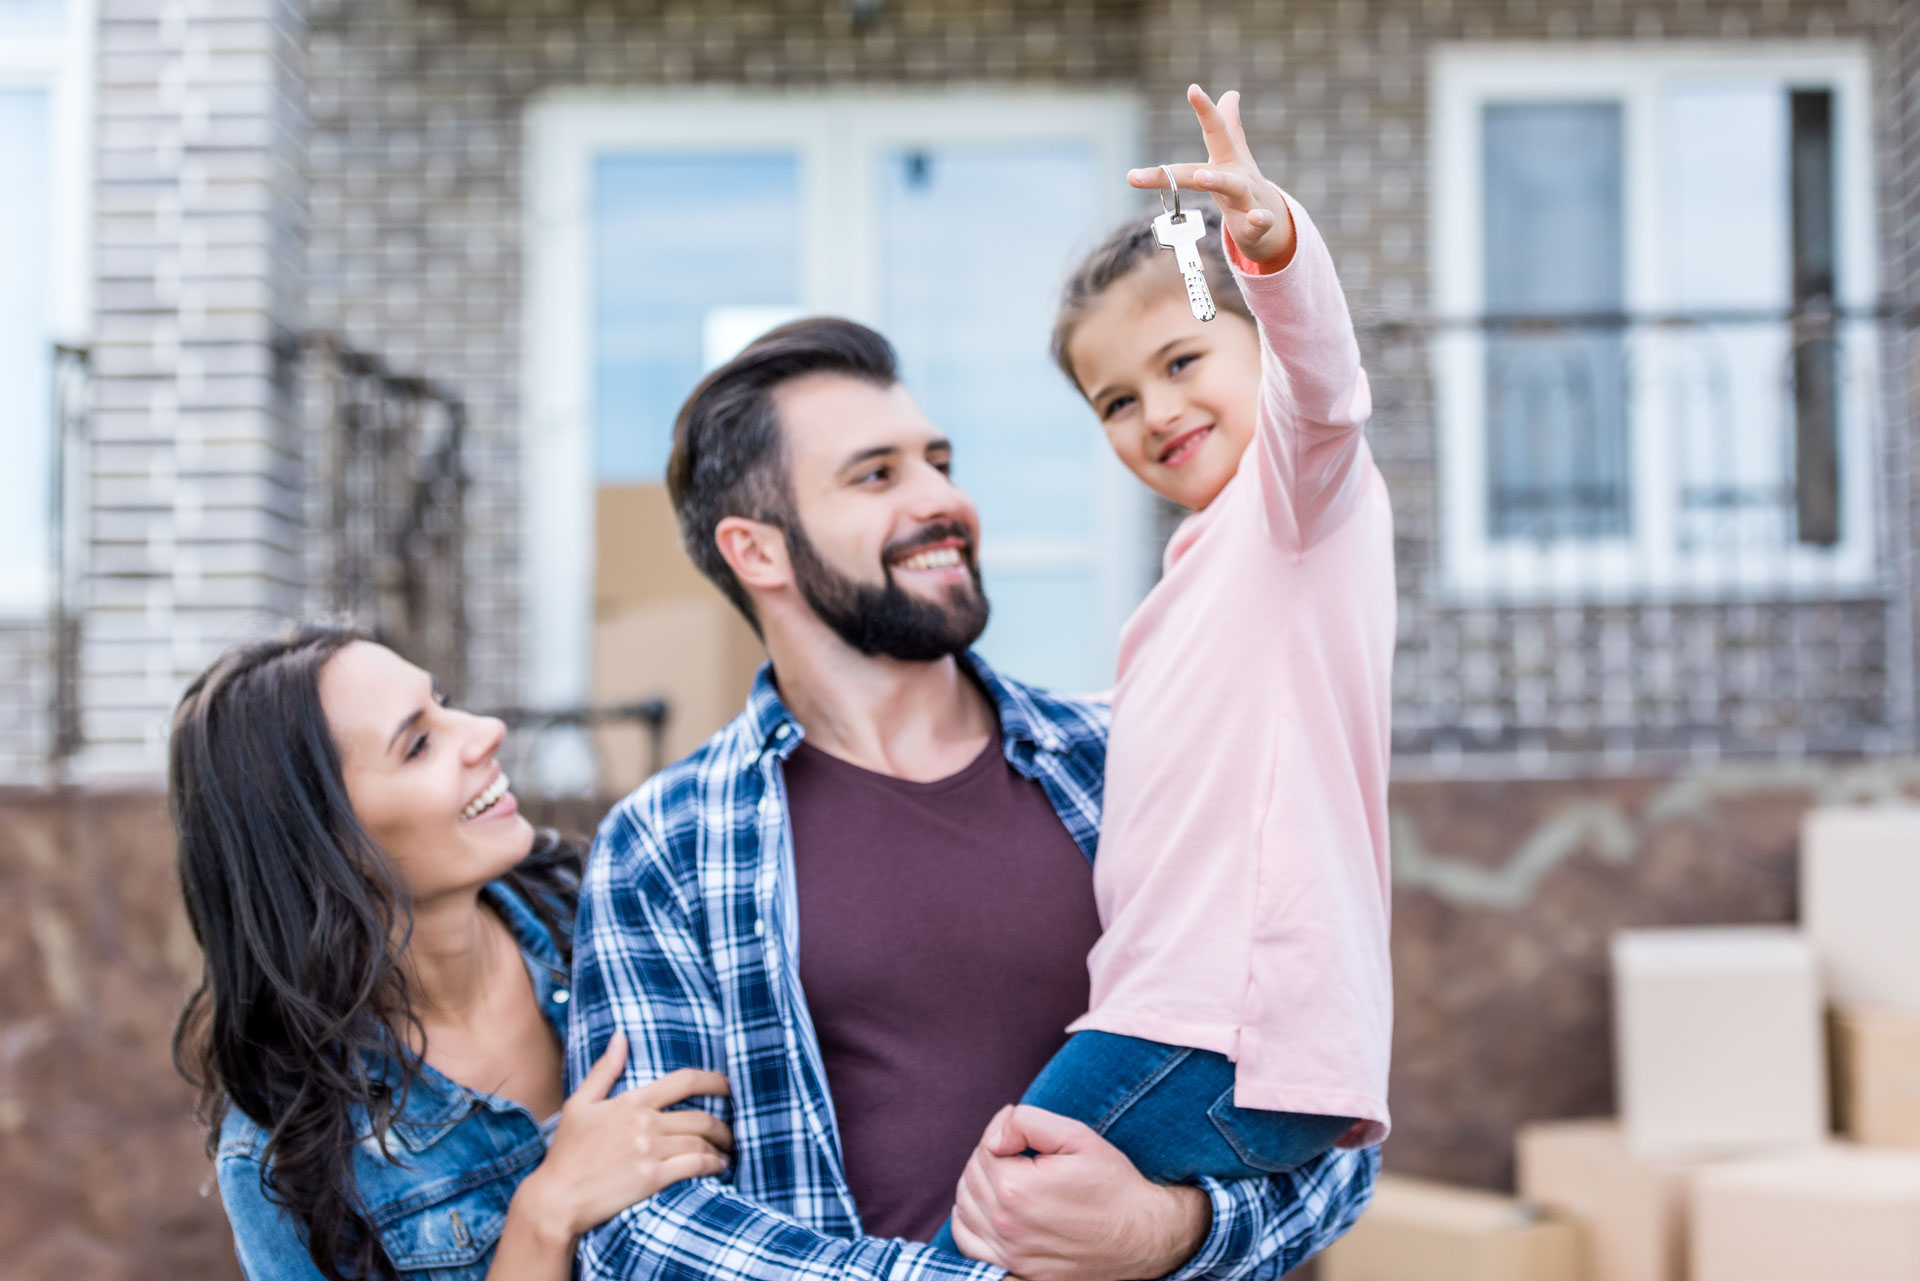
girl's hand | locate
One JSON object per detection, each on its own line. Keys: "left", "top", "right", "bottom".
{"left": 513, "top": 1031, "right": 733, "bottom": 1243}
{"left": 1129, "top": 85, "right": 1298, "bottom": 272}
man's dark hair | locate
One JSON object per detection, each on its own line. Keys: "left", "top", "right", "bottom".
{"left": 667, "top": 317, "right": 900, "bottom": 627}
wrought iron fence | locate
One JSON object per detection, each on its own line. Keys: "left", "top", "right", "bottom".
{"left": 46, "top": 342, "right": 90, "bottom": 778}
{"left": 1362, "top": 305, "right": 1916, "bottom": 770}
{"left": 300, "top": 336, "right": 473, "bottom": 701}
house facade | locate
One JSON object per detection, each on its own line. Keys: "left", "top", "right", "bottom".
{"left": 5, "top": 0, "right": 1918, "bottom": 788}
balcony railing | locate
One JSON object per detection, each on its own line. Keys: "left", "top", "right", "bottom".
{"left": 1362, "top": 305, "right": 1915, "bottom": 768}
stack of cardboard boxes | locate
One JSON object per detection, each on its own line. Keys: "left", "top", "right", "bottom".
{"left": 592, "top": 484, "right": 766, "bottom": 793}
{"left": 1320, "top": 805, "right": 1920, "bottom": 1281}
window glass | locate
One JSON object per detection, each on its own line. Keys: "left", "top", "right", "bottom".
{"left": 593, "top": 153, "right": 801, "bottom": 482}
{"left": 0, "top": 87, "right": 50, "bottom": 605}
{"left": 1662, "top": 85, "right": 1796, "bottom": 554}
{"left": 0, "top": 1, "right": 66, "bottom": 35}
{"left": 1482, "top": 102, "right": 1628, "bottom": 541}
{"left": 877, "top": 142, "right": 1112, "bottom": 690}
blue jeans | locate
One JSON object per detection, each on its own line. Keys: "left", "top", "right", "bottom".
{"left": 929, "top": 1031, "right": 1353, "bottom": 1254}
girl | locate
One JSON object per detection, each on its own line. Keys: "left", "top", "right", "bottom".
{"left": 172, "top": 625, "right": 735, "bottom": 1281}
{"left": 941, "top": 85, "right": 1392, "bottom": 1255}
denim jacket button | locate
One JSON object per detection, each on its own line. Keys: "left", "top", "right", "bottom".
{"left": 551, "top": 988, "right": 570, "bottom": 1004}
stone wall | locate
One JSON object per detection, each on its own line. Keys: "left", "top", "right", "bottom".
{"left": 13, "top": 765, "right": 1916, "bottom": 1271}
{"left": 0, "top": 788, "right": 239, "bottom": 1281}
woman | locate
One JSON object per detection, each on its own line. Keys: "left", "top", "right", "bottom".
{"left": 171, "top": 624, "right": 731, "bottom": 1280}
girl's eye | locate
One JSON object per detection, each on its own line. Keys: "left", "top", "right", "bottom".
{"left": 405, "top": 733, "right": 429, "bottom": 762}
{"left": 1100, "top": 394, "right": 1135, "bottom": 421}
{"left": 1169, "top": 352, "right": 1199, "bottom": 375}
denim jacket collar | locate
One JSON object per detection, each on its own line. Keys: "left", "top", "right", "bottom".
{"left": 740, "top": 650, "right": 1069, "bottom": 765}
{"left": 378, "top": 879, "right": 571, "bottom": 1154}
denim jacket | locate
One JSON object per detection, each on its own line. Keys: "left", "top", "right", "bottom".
{"left": 216, "top": 881, "right": 574, "bottom": 1280}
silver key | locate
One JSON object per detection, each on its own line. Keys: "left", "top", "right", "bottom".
{"left": 1153, "top": 208, "right": 1216, "bottom": 322}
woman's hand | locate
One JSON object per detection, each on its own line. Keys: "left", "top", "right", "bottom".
{"left": 1129, "top": 85, "right": 1298, "bottom": 273}
{"left": 512, "top": 1031, "right": 733, "bottom": 1244}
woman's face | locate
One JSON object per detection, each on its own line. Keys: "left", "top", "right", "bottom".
{"left": 319, "top": 641, "right": 534, "bottom": 905}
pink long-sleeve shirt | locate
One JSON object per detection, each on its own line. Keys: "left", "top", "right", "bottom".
{"left": 1067, "top": 196, "right": 1395, "bottom": 1146}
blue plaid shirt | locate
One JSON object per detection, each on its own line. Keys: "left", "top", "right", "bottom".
{"left": 568, "top": 654, "right": 1378, "bottom": 1281}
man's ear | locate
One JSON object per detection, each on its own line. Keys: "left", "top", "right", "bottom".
{"left": 714, "top": 517, "right": 791, "bottom": 594}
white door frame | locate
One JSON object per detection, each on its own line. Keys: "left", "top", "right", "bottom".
{"left": 522, "top": 88, "right": 1145, "bottom": 709}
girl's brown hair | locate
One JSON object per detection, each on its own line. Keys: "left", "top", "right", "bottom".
{"left": 1050, "top": 207, "right": 1254, "bottom": 393}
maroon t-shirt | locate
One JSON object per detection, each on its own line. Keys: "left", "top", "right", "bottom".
{"left": 784, "top": 733, "right": 1104, "bottom": 1242}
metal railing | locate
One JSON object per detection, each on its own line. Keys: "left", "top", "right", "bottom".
{"left": 1362, "top": 305, "right": 1916, "bottom": 770}
{"left": 46, "top": 342, "right": 89, "bottom": 778}
{"left": 301, "top": 335, "right": 473, "bottom": 702}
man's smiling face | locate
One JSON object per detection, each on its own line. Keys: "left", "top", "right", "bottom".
{"left": 773, "top": 372, "right": 989, "bottom": 661}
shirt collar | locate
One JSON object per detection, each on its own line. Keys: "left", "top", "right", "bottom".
{"left": 740, "top": 652, "right": 1067, "bottom": 762}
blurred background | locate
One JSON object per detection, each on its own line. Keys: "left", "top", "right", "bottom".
{"left": 4, "top": 0, "right": 1919, "bottom": 1276}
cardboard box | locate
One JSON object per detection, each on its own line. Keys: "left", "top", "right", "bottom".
{"left": 1319, "top": 1175, "right": 1585, "bottom": 1281}
{"left": 1832, "top": 1007, "right": 1920, "bottom": 1148}
{"left": 1610, "top": 927, "right": 1826, "bottom": 1157}
{"left": 1803, "top": 807, "right": 1920, "bottom": 1013}
{"left": 1515, "top": 1118, "right": 1796, "bottom": 1281}
{"left": 590, "top": 598, "right": 764, "bottom": 793}
{"left": 595, "top": 483, "right": 717, "bottom": 613}
{"left": 1690, "top": 1146, "right": 1920, "bottom": 1281}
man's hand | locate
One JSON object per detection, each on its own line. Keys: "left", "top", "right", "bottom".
{"left": 1128, "top": 85, "right": 1298, "bottom": 273}
{"left": 949, "top": 1105, "right": 1212, "bottom": 1281}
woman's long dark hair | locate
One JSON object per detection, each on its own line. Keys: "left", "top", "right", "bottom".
{"left": 170, "top": 623, "right": 582, "bottom": 1281}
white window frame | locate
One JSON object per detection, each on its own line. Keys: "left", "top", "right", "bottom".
{"left": 0, "top": 0, "right": 93, "bottom": 618}
{"left": 522, "top": 89, "right": 1146, "bottom": 710}
{"left": 1430, "top": 42, "right": 1878, "bottom": 603}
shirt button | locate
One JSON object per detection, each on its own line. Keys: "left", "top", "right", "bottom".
{"left": 551, "top": 988, "right": 570, "bottom": 1004}
{"left": 754, "top": 917, "right": 767, "bottom": 938}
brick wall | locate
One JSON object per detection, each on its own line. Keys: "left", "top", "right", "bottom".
{"left": 293, "top": 0, "right": 1919, "bottom": 765}
{"left": 0, "top": 626, "right": 51, "bottom": 783}
{"left": 1138, "top": 0, "right": 1915, "bottom": 766}
{"left": 78, "top": 0, "right": 312, "bottom": 781}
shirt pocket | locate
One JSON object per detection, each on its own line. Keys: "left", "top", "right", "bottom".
{"left": 370, "top": 1176, "right": 515, "bottom": 1280}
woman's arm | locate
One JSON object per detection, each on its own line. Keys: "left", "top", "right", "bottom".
{"left": 488, "top": 1031, "right": 734, "bottom": 1281}
{"left": 215, "top": 1150, "right": 331, "bottom": 1281}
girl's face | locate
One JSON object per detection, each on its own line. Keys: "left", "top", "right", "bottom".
{"left": 1067, "top": 264, "right": 1262, "bottom": 512}
{"left": 319, "top": 641, "right": 534, "bottom": 906}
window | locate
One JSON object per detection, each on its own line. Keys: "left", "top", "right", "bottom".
{"left": 0, "top": 0, "right": 91, "bottom": 618}
{"left": 525, "top": 92, "right": 1147, "bottom": 710}
{"left": 1431, "top": 45, "right": 1877, "bottom": 600}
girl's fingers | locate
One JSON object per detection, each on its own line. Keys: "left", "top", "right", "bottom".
{"left": 657, "top": 1149, "right": 730, "bottom": 1186}
{"left": 657, "top": 1109, "right": 736, "bottom": 1151}
{"left": 574, "top": 1030, "right": 629, "bottom": 1104}
{"left": 1186, "top": 83, "right": 1244, "bottom": 162}
{"left": 1192, "top": 167, "right": 1262, "bottom": 210}
{"left": 632, "top": 1067, "right": 731, "bottom": 1108}
{"left": 1219, "top": 91, "right": 1254, "bottom": 155}
{"left": 1127, "top": 162, "right": 1211, "bottom": 192}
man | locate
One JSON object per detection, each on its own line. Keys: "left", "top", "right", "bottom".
{"left": 567, "top": 318, "right": 1376, "bottom": 1281}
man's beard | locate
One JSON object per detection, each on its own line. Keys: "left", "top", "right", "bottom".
{"left": 784, "top": 518, "right": 990, "bottom": 663}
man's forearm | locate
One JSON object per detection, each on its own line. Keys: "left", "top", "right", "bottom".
{"left": 580, "top": 1178, "right": 1006, "bottom": 1281}
{"left": 1167, "top": 1148, "right": 1379, "bottom": 1281}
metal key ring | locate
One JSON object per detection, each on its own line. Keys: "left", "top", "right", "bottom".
{"left": 1159, "top": 164, "right": 1181, "bottom": 219}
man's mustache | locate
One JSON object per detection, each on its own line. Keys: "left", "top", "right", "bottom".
{"left": 881, "top": 522, "right": 977, "bottom": 567}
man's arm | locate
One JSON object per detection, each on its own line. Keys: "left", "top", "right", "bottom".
{"left": 1169, "top": 1148, "right": 1379, "bottom": 1281}
{"left": 953, "top": 1109, "right": 1378, "bottom": 1281}
{"left": 567, "top": 799, "right": 1007, "bottom": 1281}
